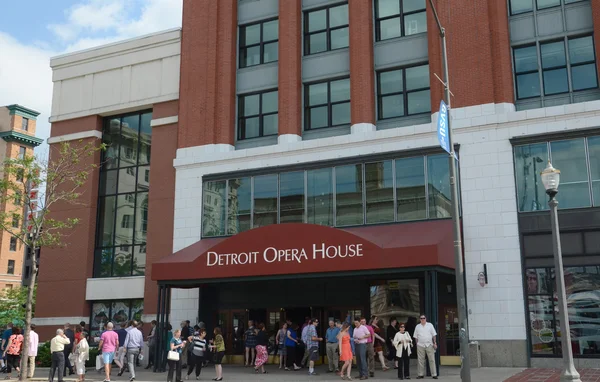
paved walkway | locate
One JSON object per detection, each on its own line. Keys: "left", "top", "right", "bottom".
{"left": 504, "top": 368, "right": 600, "bottom": 382}
{"left": 29, "top": 365, "right": 525, "bottom": 381}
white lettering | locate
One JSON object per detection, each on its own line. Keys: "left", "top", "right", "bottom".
{"left": 356, "top": 243, "right": 363, "bottom": 256}
{"left": 263, "top": 247, "right": 278, "bottom": 263}
{"left": 207, "top": 251, "right": 218, "bottom": 266}
{"left": 313, "top": 243, "right": 325, "bottom": 259}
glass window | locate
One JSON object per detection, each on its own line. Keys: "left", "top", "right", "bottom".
{"left": 239, "top": 19, "right": 279, "bottom": 68}
{"left": 307, "top": 168, "right": 333, "bottom": 226}
{"left": 510, "top": 0, "right": 533, "bottom": 14}
{"left": 18, "top": 146, "right": 26, "bottom": 160}
{"left": 9, "top": 238, "right": 16, "bottom": 252}
{"left": 95, "top": 112, "right": 151, "bottom": 277}
{"left": 589, "top": 136, "right": 600, "bottom": 206}
{"left": 253, "top": 174, "right": 278, "bottom": 228}
{"left": 375, "top": 0, "right": 427, "bottom": 41}
{"left": 90, "top": 300, "right": 144, "bottom": 343}
{"left": 377, "top": 64, "right": 431, "bottom": 119}
{"left": 335, "top": 164, "right": 363, "bottom": 226}
{"left": 305, "top": 78, "right": 350, "bottom": 129}
{"left": 7, "top": 260, "right": 14, "bottom": 275}
{"left": 280, "top": 171, "right": 305, "bottom": 223}
{"left": 541, "top": 41, "right": 568, "bottom": 95}
{"left": 11, "top": 214, "right": 19, "bottom": 228}
{"left": 514, "top": 143, "right": 549, "bottom": 212}
{"left": 202, "top": 180, "right": 227, "bottom": 237}
{"left": 427, "top": 154, "right": 451, "bottom": 218}
{"left": 569, "top": 36, "right": 598, "bottom": 91}
{"left": 550, "top": 139, "right": 590, "bottom": 209}
{"left": 396, "top": 156, "right": 426, "bottom": 221}
{"left": 365, "top": 161, "right": 394, "bottom": 224}
{"left": 526, "top": 266, "right": 600, "bottom": 357}
{"left": 238, "top": 90, "right": 278, "bottom": 140}
{"left": 21, "top": 117, "right": 29, "bottom": 131}
{"left": 514, "top": 46, "right": 541, "bottom": 99}
{"left": 304, "top": 3, "right": 349, "bottom": 55}
{"left": 537, "top": 0, "right": 560, "bottom": 9}
{"left": 228, "top": 177, "right": 252, "bottom": 235}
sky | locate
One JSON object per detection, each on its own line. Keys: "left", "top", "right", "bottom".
{"left": 0, "top": 0, "right": 183, "bottom": 157}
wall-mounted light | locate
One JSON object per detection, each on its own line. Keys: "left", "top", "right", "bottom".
{"left": 477, "top": 264, "right": 488, "bottom": 287}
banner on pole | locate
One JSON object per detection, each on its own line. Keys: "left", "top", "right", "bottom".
{"left": 437, "top": 100, "right": 450, "bottom": 154}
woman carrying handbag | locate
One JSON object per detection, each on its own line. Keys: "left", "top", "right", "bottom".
{"left": 209, "top": 328, "right": 225, "bottom": 381}
{"left": 392, "top": 323, "right": 413, "bottom": 380}
{"left": 167, "top": 329, "right": 185, "bottom": 382}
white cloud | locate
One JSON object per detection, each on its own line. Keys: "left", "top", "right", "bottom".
{"left": 0, "top": 0, "right": 183, "bottom": 159}
{"left": 0, "top": 32, "right": 55, "bottom": 158}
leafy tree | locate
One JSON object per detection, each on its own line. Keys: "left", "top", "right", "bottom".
{"left": 0, "top": 140, "right": 104, "bottom": 380}
{"left": 0, "top": 286, "right": 35, "bottom": 328}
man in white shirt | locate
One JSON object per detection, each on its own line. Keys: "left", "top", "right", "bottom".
{"left": 413, "top": 314, "right": 437, "bottom": 379}
{"left": 27, "top": 324, "right": 39, "bottom": 378}
{"left": 49, "top": 329, "right": 71, "bottom": 382}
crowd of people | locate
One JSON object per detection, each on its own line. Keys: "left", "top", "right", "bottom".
{"left": 0, "top": 312, "right": 440, "bottom": 382}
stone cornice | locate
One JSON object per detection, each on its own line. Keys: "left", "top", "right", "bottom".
{"left": 0, "top": 131, "right": 44, "bottom": 147}
{"left": 6, "top": 104, "right": 40, "bottom": 120}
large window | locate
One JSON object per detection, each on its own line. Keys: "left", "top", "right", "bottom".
{"left": 513, "top": 36, "right": 598, "bottom": 100}
{"left": 21, "top": 118, "right": 28, "bottom": 132}
{"left": 89, "top": 299, "right": 143, "bottom": 342}
{"left": 377, "top": 64, "right": 431, "bottom": 119}
{"left": 514, "top": 135, "right": 600, "bottom": 212}
{"left": 304, "top": 3, "right": 349, "bottom": 55}
{"left": 510, "top": 0, "right": 585, "bottom": 15}
{"left": 239, "top": 19, "right": 278, "bottom": 68}
{"left": 305, "top": 78, "right": 351, "bottom": 130}
{"left": 9, "top": 238, "right": 16, "bottom": 252}
{"left": 374, "top": 0, "right": 427, "bottom": 41}
{"left": 526, "top": 266, "right": 600, "bottom": 357}
{"left": 7, "top": 260, "right": 14, "bottom": 275}
{"left": 95, "top": 111, "right": 151, "bottom": 277}
{"left": 238, "top": 90, "right": 278, "bottom": 140}
{"left": 202, "top": 153, "right": 454, "bottom": 237}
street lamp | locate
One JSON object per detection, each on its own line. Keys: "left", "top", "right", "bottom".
{"left": 540, "top": 161, "right": 581, "bottom": 382}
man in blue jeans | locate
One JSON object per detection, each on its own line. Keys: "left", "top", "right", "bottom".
{"left": 352, "top": 317, "right": 370, "bottom": 380}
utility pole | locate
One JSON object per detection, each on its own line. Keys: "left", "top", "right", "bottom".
{"left": 427, "top": 1, "right": 472, "bottom": 380}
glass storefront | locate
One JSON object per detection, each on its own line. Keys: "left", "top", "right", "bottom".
{"left": 202, "top": 153, "right": 455, "bottom": 237}
{"left": 89, "top": 299, "right": 144, "bottom": 342}
{"left": 526, "top": 266, "right": 600, "bottom": 357}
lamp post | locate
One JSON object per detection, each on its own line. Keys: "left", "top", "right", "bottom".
{"left": 540, "top": 162, "right": 581, "bottom": 382}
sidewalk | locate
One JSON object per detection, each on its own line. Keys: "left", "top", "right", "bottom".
{"left": 28, "top": 365, "right": 525, "bottom": 381}
{"left": 504, "top": 368, "right": 600, "bottom": 382}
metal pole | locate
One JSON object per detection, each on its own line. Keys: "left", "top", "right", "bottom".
{"left": 428, "top": 0, "right": 471, "bottom": 379}
{"left": 548, "top": 193, "right": 581, "bottom": 382}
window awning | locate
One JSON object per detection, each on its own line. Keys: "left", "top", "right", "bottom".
{"left": 151, "top": 220, "right": 456, "bottom": 283}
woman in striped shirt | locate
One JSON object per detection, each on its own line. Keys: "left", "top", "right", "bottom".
{"left": 186, "top": 329, "right": 207, "bottom": 380}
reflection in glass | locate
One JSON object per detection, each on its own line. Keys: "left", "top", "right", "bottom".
{"left": 336, "top": 164, "right": 363, "bottom": 226}
{"left": 406, "top": 65, "right": 430, "bottom": 90}
{"left": 135, "top": 192, "right": 148, "bottom": 244}
{"left": 380, "top": 70, "right": 403, "bottom": 95}
{"left": 308, "top": 9, "right": 327, "bottom": 32}
{"left": 242, "top": 46, "right": 261, "bottom": 67}
{"left": 514, "top": 46, "right": 539, "bottom": 73}
{"left": 528, "top": 295, "right": 556, "bottom": 355}
{"left": 427, "top": 154, "right": 451, "bottom": 218}
{"left": 510, "top": 0, "right": 533, "bottom": 14}
{"left": 100, "top": 170, "right": 118, "bottom": 195}
{"left": 309, "top": 33, "right": 327, "bottom": 54}
{"left": 379, "top": 18, "right": 401, "bottom": 40}
{"left": 309, "top": 83, "right": 328, "bottom": 106}
{"left": 263, "top": 20, "right": 278, "bottom": 41}
{"left": 396, "top": 157, "right": 426, "bottom": 221}
{"left": 329, "top": 4, "right": 348, "bottom": 28}
{"left": 97, "top": 196, "right": 116, "bottom": 247}
{"left": 517, "top": 72, "right": 541, "bottom": 99}
{"left": 263, "top": 114, "right": 278, "bottom": 136}
{"left": 537, "top": 0, "right": 560, "bottom": 9}
{"left": 112, "top": 245, "right": 132, "bottom": 277}
{"left": 370, "top": 279, "right": 420, "bottom": 335}
{"left": 244, "top": 24, "right": 261, "bottom": 46}
{"left": 589, "top": 136, "right": 600, "bottom": 206}
{"left": 541, "top": 41, "right": 566, "bottom": 69}
{"left": 543, "top": 68, "right": 569, "bottom": 95}
{"left": 569, "top": 36, "right": 595, "bottom": 65}
{"left": 103, "top": 118, "right": 121, "bottom": 169}
{"left": 120, "top": 115, "right": 139, "bottom": 167}
{"left": 137, "top": 165, "right": 150, "bottom": 191}
{"left": 332, "top": 103, "right": 351, "bottom": 125}
{"left": 228, "top": 178, "right": 251, "bottom": 234}
{"left": 381, "top": 95, "right": 404, "bottom": 118}
{"left": 202, "top": 180, "right": 226, "bottom": 237}
{"left": 310, "top": 106, "right": 328, "bottom": 129}
{"left": 365, "top": 161, "right": 394, "bottom": 224}
{"left": 403, "top": 0, "right": 425, "bottom": 13}
{"left": 404, "top": 12, "right": 426, "bottom": 36}
{"left": 377, "top": 0, "right": 399, "bottom": 17}
{"left": 280, "top": 172, "right": 305, "bottom": 223}
{"left": 307, "top": 168, "right": 333, "bottom": 226}
{"left": 264, "top": 42, "right": 278, "bottom": 64}
{"left": 408, "top": 90, "right": 431, "bottom": 114}
{"left": 139, "top": 112, "right": 152, "bottom": 165}
{"left": 115, "top": 194, "right": 135, "bottom": 245}
{"left": 514, "top": 143, "right": 549, "bottom": 212}
{"left": 571, "top": 64, "right": 598, "bottom": 91}
{"left": 253, "top": 175, "right": 278, "bottom": 228}
{"left": 331, "top": 79, "right": 350, "bottom": 102}
{"left": 331, "top": 27, "right": 349, "bottom": 50}
{"left": 94, "top": 248, "right": 113, "bottom": 278}
{"left": 118, "top": 167, "right": 136, "bottom": 194}
{"left": 550, "top": 139, "right": 590, "bottom": 209}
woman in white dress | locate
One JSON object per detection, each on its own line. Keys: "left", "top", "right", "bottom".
{"left": 392, "top": 323, "right": 413, "bottom": 380}
{"left": 75, "top": 333, "right": 90, "bottom": 382}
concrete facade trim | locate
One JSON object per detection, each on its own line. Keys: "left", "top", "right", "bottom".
{"left": 85, "top": 276, "right": 145, "bottom": 300}
{"left": 150, "top": 116, "right": 179, "bottom": 127}
{"left": 47, "top": 130, "right": 103, "bottom": 144}
{"left": 31, "top": 317, "right": 89, "bottom": 326}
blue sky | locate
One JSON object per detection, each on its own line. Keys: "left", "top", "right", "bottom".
{"left": 0, "top": 0, "right": 182, "bottom": 156}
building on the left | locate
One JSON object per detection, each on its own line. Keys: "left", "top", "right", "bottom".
{"left": 0, "top": 104, "right": 43, "bottom": 289}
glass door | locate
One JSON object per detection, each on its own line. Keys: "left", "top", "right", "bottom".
{"left": 438, "top": 305, "right": 460, "bottom": 365}
{"left": 216, "top": 310, "right": 247, "bottom": 355}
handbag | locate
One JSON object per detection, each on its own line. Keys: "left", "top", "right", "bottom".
{"left": 167, "top": 351, "right": 180, "bottom": 361}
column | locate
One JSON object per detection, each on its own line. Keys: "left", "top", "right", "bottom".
{"left": 278, "top": 0, "right": 303, "bottom": 143}
{"left": 348, "top": 0, "right": 376, "bottom": 133}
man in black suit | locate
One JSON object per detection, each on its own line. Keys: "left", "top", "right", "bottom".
{"left": 63, "top": 323, "right": 75, "bottom": 376}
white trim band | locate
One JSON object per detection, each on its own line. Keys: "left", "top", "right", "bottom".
{"left": 86, "top": 276, "right": 145, "bottom": 300}
{"left": 47, "top": 130, "right": 102, "bottom": 144}
{"left": 151, "top": 115, "right": 178, "bottom": 127}
{"left": 32, "top": 317, "right": 88, "bottom": 326}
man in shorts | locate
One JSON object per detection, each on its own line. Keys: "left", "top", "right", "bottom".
{"left": 98, "top": 322, "right": 119, "bottom": 382}
{"left": 306, "top": 318, "right": 323, "bottom": 376}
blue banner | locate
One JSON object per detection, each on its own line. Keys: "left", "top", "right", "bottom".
{"left": 437, "top": 100, "right": 450, "bottom": 154}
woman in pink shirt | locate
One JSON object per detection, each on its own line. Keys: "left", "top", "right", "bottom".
{"left": 98, "top": 323, "right": 119, "bottom": 382}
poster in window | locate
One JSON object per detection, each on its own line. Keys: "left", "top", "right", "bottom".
{"left": 526, "top": 268, "right": 551, "bottom": 295}
{"left": 112, "top": 301, "right": 130, "bottom": 324}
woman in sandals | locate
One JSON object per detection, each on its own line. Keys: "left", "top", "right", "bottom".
{"left": 254, "top": 323, "right": 268, "bottom": 374}
{"left": 3, "top": 327, "right": 23, "bottom": 380}
{"left": 338, "top": 323, "right": 353, "bottom": 381}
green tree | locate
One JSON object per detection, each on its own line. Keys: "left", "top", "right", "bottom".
{"left": 0, "top": 140, "right": 104, "bottom": 381}
{"left": 0, "top": 286, "right": 36, "bottom": 328}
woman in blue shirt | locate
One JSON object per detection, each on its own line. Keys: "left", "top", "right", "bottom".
{"left": 167, "top": 329, "right": 185, "bottom": 382}
{"left": 284, "top": 323, "right": 301, "bottom": 371}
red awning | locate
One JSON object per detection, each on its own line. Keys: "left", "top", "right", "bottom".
{"left": 152, "top": 220, "right": 455, "bottom": 282}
